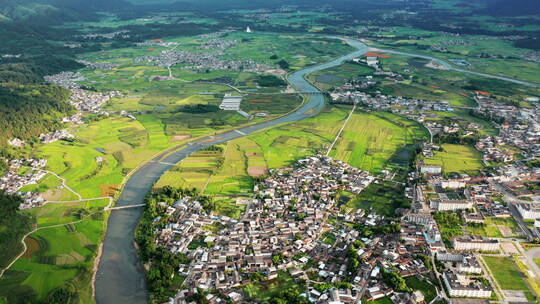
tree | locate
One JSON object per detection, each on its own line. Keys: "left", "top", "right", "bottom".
{"left": 382, "top": 270, "right": 410, "bottom": 292}
{"left": 277, "top": 60, "right": 290, "bottom": 70}
{"left": 0, "top": 190, "right": 23, "bottom": 222}
{"left": 44, "top": 285, "right": 77, "bottom": 304}
{"left": 272, "top": 253, "right": 286, "bottom": 265}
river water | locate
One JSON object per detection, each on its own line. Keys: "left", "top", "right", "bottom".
{"left": 94, "top": 38, "right": 369, "bottom": 304}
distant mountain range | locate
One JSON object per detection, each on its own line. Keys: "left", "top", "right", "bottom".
{"left": 0, "top": 0, "right": 132, "bottom": 22}
{"left": 481, "top": 0, "right": 540, "bottom": 16}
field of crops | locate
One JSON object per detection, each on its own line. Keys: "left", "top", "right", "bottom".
{"left": 0, "top": 199, "right": 109, "bottom": 303}
{"left": 424, "top": 143, "right": 484, "bottom": 176}
{"left": 330, "top": 110, "right": 428, "bottom": 173}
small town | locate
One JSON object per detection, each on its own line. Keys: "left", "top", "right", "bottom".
{"left": 0, "top": 158, "right": 48, "bottom": 209}
{"left": 136, "top": 146, "right": 540, "bottom": 304}
{"left": 136, "top": 48, "right": 272, "bottom": 74}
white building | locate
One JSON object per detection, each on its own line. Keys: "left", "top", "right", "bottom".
{"left": 438, "top": 179, "right": 467, "bottom": 189}
{"left": 403, "top": 212, "right": 432, "bottom": 225}
{"left": 436, "top": 251, "right": 464, "bottom": 262}
{"left": 366, "top": 56, "right": 379, "bottom": 67}
{"left": 420, "top": 165, "right": 442, "bottom": 175}
{"left": 516, "top": 203, "right": 540, "bottom": 220}
{"left": 219, "top": 94, "right": 243, "bottom": 111}
{"left": 457, "top": 255, "right": 482, "bottom": 274}
{"left": 443, "top": 271, "right": 492, "bottom": 298}
{"left": 430, "top": 199, "right": 473, "bottom": 211}
{"left": 452, "top": 236, "right": 499, "bottom": 252}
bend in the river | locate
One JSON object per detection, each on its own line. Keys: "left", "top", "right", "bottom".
{"left": 94, "top": 37, "right": 369, "bottom": 304}
{"left": 94, "top": 36, "right": 539, "bottom": 304}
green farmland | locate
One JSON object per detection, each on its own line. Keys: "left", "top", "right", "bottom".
{"left": 307, "top": 62, "right": 374, "bottom": 90}
{"left": 0, "top": 199, "right": 110, "bottom": 303}
{"left": 36, "top": 115, "right": 176, "bottom": 198}
{"left": 424, "top": 144, "right": 484, "bottom": 176}
{"left": 329, "top": 110, "right": 428, "bottom": 173}
{"left": 466, "top": 217, "right": 521, "bottom": 238}
{"left": 483, "top": 256, "right": 535, "bottom": 301}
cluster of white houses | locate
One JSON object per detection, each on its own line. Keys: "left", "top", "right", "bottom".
{"left": 0, "top": 159, "right": 49, "bottom": 209}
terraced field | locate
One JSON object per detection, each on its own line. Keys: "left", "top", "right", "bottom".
{"left": 0, "top": 199, "right": 109, "bottom": 303}
{"left": 36, "top": 115, "right": 176, "bottom": 198}
{"left": 155, "top": 149, "right": 224, "bottom": 190}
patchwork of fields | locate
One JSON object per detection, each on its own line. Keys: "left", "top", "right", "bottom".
{"left": 0, "top": 199, "right": 110, "bottom": 303}
{"left": 155, "top": 106, "right": 429, "bottom": 219}
{"left": 35, "top": 115, "right": 176, "bottom": 198}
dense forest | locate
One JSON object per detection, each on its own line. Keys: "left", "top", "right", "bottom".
{"left": 0, "top": 191, "right": 34, "bottom": 270}
{"left": 0, "top": 83, "right": 74, "bottom": 146}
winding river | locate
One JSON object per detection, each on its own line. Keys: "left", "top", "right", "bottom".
{"left": 94, "top": 38, "right": 369, "bottom": 304}
{"left": 95, "top": 36, "right": 540, "bottom": 303}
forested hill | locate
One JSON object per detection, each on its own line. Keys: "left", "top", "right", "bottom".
{"left": 0, "top": 0, "right": 131, "bottom": 150}
{"left": 0, "top": 83, "right": 74, "bottom": 147}
{"left": 0, "top": 0, "right": 133, "bottom": 22}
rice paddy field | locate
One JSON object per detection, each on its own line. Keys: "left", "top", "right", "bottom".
{"left": 375, "top": 53, "right": 540, "bottom": 108}
{"left": 18, "top": 173, "right": 79, "bottom": 202}
{"left": 307, "top": 62, "right": 375, "bottom": 90}
{"left": 242, "top": 94, "right": 304, "bottom": 115}
{"left": 0, "top": 199, "right": 110, "bottom": 303}
{"left": 329, "top": 110, "right": 428, "bottom": 173}
{"left": 368, "top": 26, "right": 540, "bottom": 85}
{"left": 35, "top": 115, "right": 177, "bottom": 199}
{"left": 423, "top": 143, "right": 484, "bottom": 176}
{"left": 156, "top": 105, "right": 428, "bottom": 220}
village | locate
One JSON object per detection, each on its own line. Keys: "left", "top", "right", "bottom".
{"left": 136, "top": 47, "right": 272, "bottom": 75}
{"left": 0, "top": 158, "right": 48, "bottom": 209}
{"left": 135, "top": 30, "right": 273, "bottom": 75}
{"left": 329, "top": 61, "right": 540, "bottom": 165}
{"left": 143, "top": 147, "right": 540, "bottom": 304}
{"left": 141, "top": 147, "right": 540, "bottom": 304}
{"left": 1, "top": 66, "right": 123, "bottom": 207}
{"left": 2, "top": 24, "right": 540, "bottom": 304}
{"left": 35, "top": 69, "right": 122, "bottom": 143}
{"left": 138, "top": 55, "right": 540, "bottom": 303}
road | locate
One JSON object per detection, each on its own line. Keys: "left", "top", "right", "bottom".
{"left": 524, "top": 247, "right": 540, "bottom": 280}
{"left": 489, "top": 180, "right": 539, "bottom": 240}
{"left": 370, "top": 47, "right": 540, "bottom": 89}
{"left": 0, "top": 196, "right": 114, "bottom": 279}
